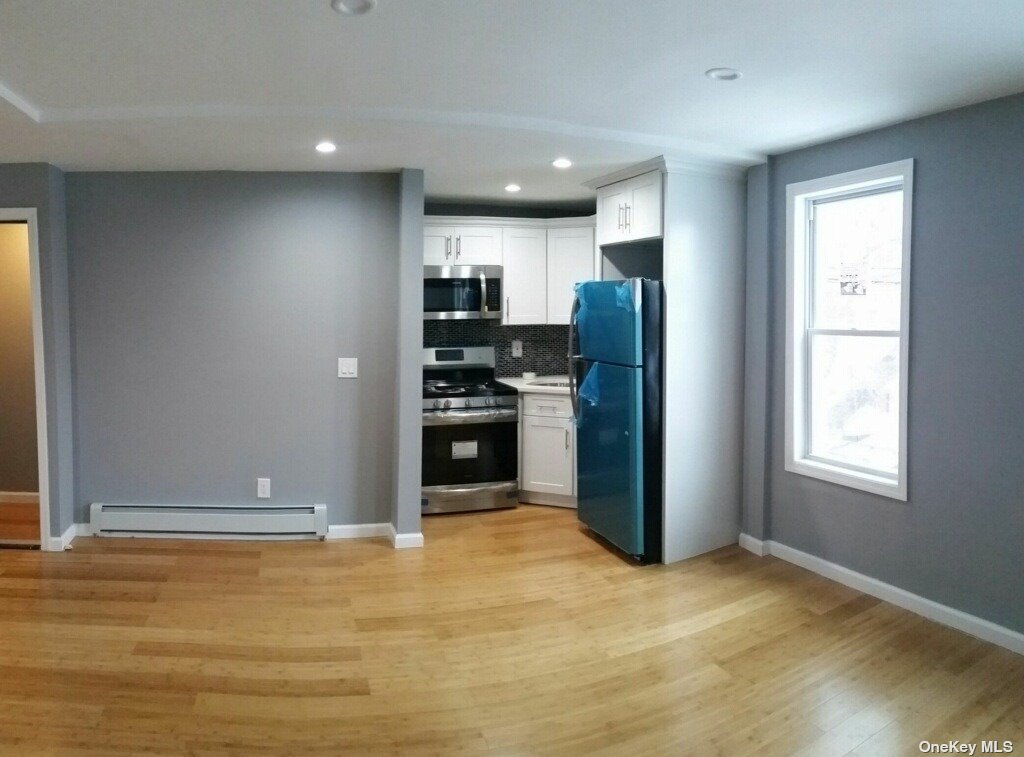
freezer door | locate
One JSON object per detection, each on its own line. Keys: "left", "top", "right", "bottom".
{"left": 575, "top": 361, "right": 645, "bottom": 556}
{"left": 574, "top": 279, "right": 643, "bottom": 367}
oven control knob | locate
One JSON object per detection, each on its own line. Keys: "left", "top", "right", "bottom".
{"left": 443, "top": 399, "right": 451, "bottom": 409}
{"left": 433, "top": 400, "right": 441, "bottom": 409}
{"left": 465, "top": 399, "right": 473, "bottom": 408}
{"left": 485, "top": 397, "right": 495, "bottom": 406}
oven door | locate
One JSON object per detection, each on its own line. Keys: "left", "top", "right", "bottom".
{"left": 422, "top": 408, "right": 518, "bottom": 514}
{"left": 424, "top": 265, "right": 503, "bottom": 320}
{"left": 422, "top": 408, "right": 518, "bottom": 487}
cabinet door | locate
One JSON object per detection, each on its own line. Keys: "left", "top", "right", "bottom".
{"left": 596, "top": 183, "right": 628, "bottom": 246}
{"left": 546, "top": 226, "right": 595, "bottom": 324}
{"left": 502, "top": 227, "right": 547, "bottom": 325}
{"left": 625, "top": 171, "right": 663, "bottom": 241}
{"left": 424, "top": 226, "right": 454, "bottom": 265}
{"left": 453, "top": 226, "right": 502, "bottom": 266}
{"left": 522, "top": 416, "right": 574, "bottom": 495}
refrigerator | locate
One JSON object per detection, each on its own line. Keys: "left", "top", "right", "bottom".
{"left": 568, "top": 278, "right": 663, "bottom": 563}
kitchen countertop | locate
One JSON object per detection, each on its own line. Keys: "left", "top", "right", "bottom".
{"left": 498, "top": 376, "right": 571, "bottom": 396}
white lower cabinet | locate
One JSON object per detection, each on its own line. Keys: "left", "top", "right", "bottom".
{"left": 519, "top": 394, "right": 576, "bottom": 507}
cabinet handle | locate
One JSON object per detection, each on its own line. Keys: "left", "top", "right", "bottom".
{"left": 456, "top": 236, "right": 461, "bottom": 258}
{"left": 565, "top": 428, "right": 569, "bottom": 449}
{"left": 617, "top": 204, "right": 624, "bottom": 230}
{"left": 445, "top": 235, "right": 452, "bottom": 259}
{"left": 625, "top": 204, "right": 631, "bottom": 231}
{"left": 506, "top": 296, "right": 510, "bottom": 317}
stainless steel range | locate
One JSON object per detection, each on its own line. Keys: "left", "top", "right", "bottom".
{"left": 421, "top": 347, "right": 518, "bottom": 515}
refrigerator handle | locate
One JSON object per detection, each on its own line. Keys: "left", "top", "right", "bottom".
{"left": 567, "top": 294, "right": 582, "bottom": 421}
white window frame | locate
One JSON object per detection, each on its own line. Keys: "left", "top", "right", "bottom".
{"left": 785, "top": 159, "right": 913, "bottom": 500}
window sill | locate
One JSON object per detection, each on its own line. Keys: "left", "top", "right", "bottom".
{"left": 785, "top": 456, "right": 907, "bottom": 501}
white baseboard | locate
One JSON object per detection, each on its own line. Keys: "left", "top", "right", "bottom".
{"left": 739, "top": 533, "right": 1024, "bottom": 656}
{"left": 42, "top": 523, "right": 82, "bottom": 552}
{"left": 326, "top": 523, "right": 390, "bottom": 540}
{"left": 737, "top": 532, "right": 768, "bottom": 556}
{"left": 0, "top": 491, "right": 40, "bottom": 504}
{"left": 388, "top": 523, "right": 424, "bottom": 549}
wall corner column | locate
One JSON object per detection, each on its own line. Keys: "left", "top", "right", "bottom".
{"left": 741, "top": 163, "right": 771, "bottom": 542}
{"left": 391, "top": 168, "right": 424, "bottom": 546}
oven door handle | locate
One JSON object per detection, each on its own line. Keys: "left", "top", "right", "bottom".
{"left": 423, "top": 408, "right": 518, "bottom": 426}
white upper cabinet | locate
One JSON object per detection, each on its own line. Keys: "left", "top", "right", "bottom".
{"left": 595, "top": 170, "right": 663, "bottom": 245}
{"left": 424, "top": 225, "right": 502, "bottom": 266}
{"left": 596, "top": 182, "right": 629, "bottom": 246}
{"left": 624, "top": 171, "right": 663, "bottom": 241}
{"left": 424, "top": 216, "right": 596, "bottom": 325}
{"left": 452, "top": 226, "right": 502, "bottom": 266}
{"left": 546, "top": 227, "right": 595, "bottom": 325}
{"left": 502, "top": 227, "right": 547, "bottom": 325}
{"left": 423, "top": 226, "right": 455, "bottom": 266}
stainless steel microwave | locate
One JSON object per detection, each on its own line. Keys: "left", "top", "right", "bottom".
{"left": 424, "top": 265, "right": 503, "bottom": 320}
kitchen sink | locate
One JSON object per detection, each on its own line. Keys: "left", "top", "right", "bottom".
{"left": 529, "top": 380, "right": 570, "bottom": 388}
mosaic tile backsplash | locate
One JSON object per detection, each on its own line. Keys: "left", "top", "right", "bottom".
{"left": 423, "top": 321, "right": 570, "bottom": 378}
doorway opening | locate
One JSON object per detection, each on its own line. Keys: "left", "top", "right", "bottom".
{"left": 0, "top": 213, "right": 48, "bottom": 548}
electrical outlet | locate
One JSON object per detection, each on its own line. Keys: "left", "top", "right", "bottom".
{"left": 257, "top": 478, "right": 271, "bottom": 499}
{"left": 338, "top": 357, "right": 358, "bottom": 378}
{"left": 511, "top": 340, "right": 523, "bottom": 358}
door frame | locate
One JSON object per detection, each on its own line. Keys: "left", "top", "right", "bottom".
{"left": 0, "top": 208, "right": 51, "bottom": 548}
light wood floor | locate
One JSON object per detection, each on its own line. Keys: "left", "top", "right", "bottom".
{"left": 0, "top": 500, "right": 40, "bottom": 544}
{"left": 0, "top": 506, "right": 1020, "bottom": 754}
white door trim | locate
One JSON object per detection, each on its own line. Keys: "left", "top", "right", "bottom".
{"left": 0, "top": 208, "right": 51, "bottom": 549}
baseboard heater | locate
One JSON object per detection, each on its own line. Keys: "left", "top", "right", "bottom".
{"left": 89, "top": 503, "right": 327, "bottom": 540}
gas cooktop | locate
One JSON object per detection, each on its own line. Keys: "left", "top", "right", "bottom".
{"left": 423, "top": 380, "right": 517, "bottom": 399}
{"left": 422, "top": 346, "right": 518, "bottom": 410}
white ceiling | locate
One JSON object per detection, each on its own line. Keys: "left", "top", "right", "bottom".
{"left": 1, "top": 0, "right": 1022, "bottom": 202}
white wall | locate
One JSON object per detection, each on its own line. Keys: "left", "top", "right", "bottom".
{"left": 661, "top": 170, "right": 746, "bottom": 563}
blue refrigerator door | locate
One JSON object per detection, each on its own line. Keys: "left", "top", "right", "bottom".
{"left": 575, "top": 361, "right": 645, "bottom": 556}
{"left": 574, "top": 279, "right": 643, "bottom": 367}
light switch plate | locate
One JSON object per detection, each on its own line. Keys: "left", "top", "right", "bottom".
{"left": 257, "top": 478, "right": 271, "bottom": 499}
{"left": 511, "top": 340, "right": 523, "bottom": 358}
{"left": 338, "top": 358, "right": 358, "bottom": 378}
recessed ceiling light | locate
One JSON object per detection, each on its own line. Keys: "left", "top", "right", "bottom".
{"left": 552, "top": 157, "right": 573, "bottom": 169}
{"left": 505, "top": 184, "right": 521, "bottom": 193}
{"left": 315, "top": 141, "right": 337, "bottom": 154}
{"left": 330, "top": 0, "right": 376, "bottom": 15}
{"left": 705, "top": 67, "right": 742, "bottom": 81}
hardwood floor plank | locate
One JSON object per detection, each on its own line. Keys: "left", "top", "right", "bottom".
{"left": 0, "top": 505, "right": 1019, "bottom": 754}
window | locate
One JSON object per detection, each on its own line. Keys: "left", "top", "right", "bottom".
{"left": 785, "top": 160, "right": 912, "bottom": 499}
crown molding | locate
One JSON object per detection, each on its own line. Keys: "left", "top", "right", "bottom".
{"left": 0, "top": 74, "right": 763, "bottom": 167}
{"left": 582, "top": 155, "right": 748, "bottom": 190}
{"left": 425, "top": 215, "right": 595, "bottom": 229}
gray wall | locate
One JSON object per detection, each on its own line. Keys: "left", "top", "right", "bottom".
{"left": 0, "top": 223, "right": 38, "bottom": 491}
{"left": 392, "top": 169, "right": 424, "bottom": 536}
{"left": 0, "top": 164, "right": 75, "bottom": 538}
{"left": 755, "top": 93, "right": 1024, "bottom": 632}
{"left": 741, "top": 164, "right": 770, "bottom": 541}
{"left": 67, "top": 172, "right": 403, "bottom": 526}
